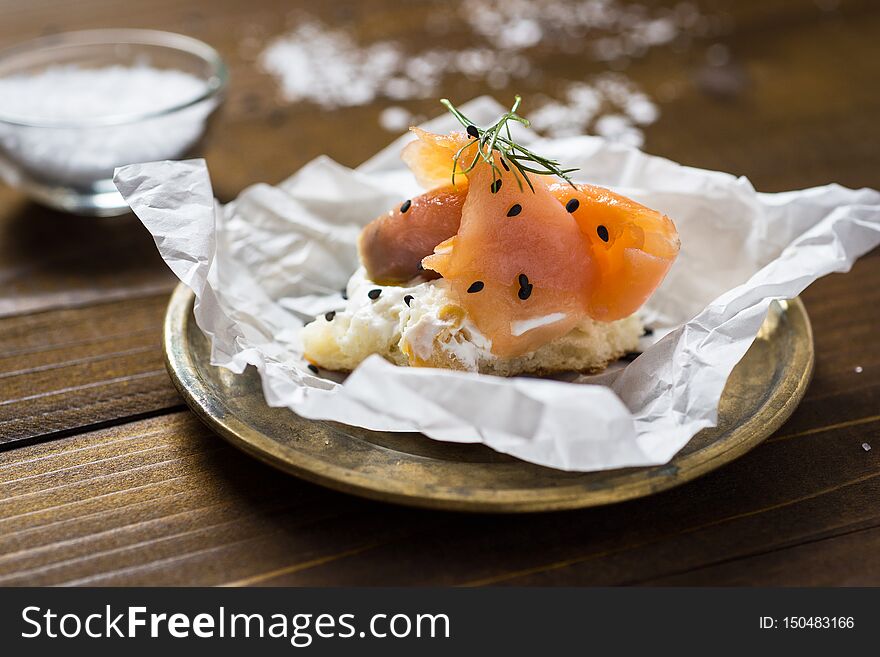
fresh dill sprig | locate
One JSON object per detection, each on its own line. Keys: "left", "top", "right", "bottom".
{"left": 440, "top": 95, "right": 578, "bottom": 192}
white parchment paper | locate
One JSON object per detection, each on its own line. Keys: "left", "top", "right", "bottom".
{"left": 115, "top": 97, "right": 880, "bottom": 472}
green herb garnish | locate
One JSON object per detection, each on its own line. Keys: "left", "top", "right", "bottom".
{"left": 440, "top": 95, "right": 578, "bottom": 192}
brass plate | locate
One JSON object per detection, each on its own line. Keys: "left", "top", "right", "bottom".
{"left": 163, "top": 284, "right": 813, "bottom": 513}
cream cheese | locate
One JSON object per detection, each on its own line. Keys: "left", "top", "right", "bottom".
{"left": 510, "top": 312, "right": 567, "bottom": 337}
{"left": 340, "top": 267, "right": 496, "bottom": 371}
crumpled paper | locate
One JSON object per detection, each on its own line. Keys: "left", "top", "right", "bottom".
{"left": 114, "top": 97, "right": 880, "bottom": 472}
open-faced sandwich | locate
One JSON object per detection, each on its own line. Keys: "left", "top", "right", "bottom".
{"left": 302, "top": 97, "right": 680, "bottom": 376}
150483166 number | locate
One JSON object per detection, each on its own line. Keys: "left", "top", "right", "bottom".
{"left": 783, "top": 617, "right": 855, "bottom": 629}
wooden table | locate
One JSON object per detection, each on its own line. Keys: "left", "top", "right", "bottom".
{"left": 1, "top": 0, "right": 879, "bottom": 586}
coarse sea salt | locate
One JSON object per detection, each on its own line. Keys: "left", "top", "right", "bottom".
{"left": 0, "top": 65, "right": 211, "bottom": 188}
{"left": 259, "top": 1, "right": 715, "bottom": 146}
{"left": 528, "top": 75, "right": 659, "bottom": 145}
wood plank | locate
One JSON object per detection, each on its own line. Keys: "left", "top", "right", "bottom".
{"left": 644, "top": 0, "right": 880, "bottom": 192}
{"left": 0, "top": 405, "right": 877, "bottom": 586}
{"left": 0, "top": 208, "right": 176, "bottom": 319}
{"left": 0, "top": 295, "right": 182, "bottom": 444}
{"left": 0, "top": 413, "right": 431, "bottom": 586}
{"left": 238, "top": 419, "right": 880, "bottom": 586}
{"left": 767, "top": 256, "right": 880, "bottom": 437}
{"left": 640, "top": 525, "right": 880, "bottom": 586}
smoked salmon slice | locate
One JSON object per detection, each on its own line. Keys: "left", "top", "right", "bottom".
{"left": 424, "top": 153, "right": 593, "bottom": 357}
{"left": 358, "top": 185, "right": 463, "bottom": 284}
{"left": 360, "top": 122, "right": 679, "bottom": 358}
{"left": 400, "top": 127, "right": 470, "bottom": 191}
{"left": 547, "top": 183, "right": 679, "bottom": 321}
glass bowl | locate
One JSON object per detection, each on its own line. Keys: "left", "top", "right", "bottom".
{"left": 0, "top": 29, "right": 227, "bottom": 216}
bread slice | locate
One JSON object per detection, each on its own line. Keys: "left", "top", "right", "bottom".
{"left": 420, "top": 314, "right": 642, "bottom": 376}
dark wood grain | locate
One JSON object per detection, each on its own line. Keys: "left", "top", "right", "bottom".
{"left": 0, "top": 0, "right": 879, "bottom": 585}
{"left": 0, "top": 401, "right": 878, "bottom": 586}
{"left": 0, "top": 414, "right": 416, "bottom": 586}
{"left": 643, "top": 525, "right": 880, "bottom": 586}
{"left": 0, "top": 209, "right": 176, "bottom": 318}
{"left": 0, "top": 295, "right": 182, "bottom": 444}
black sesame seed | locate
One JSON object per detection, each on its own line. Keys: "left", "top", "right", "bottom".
{"left": 517, "top": 273, "right": 533, "bottom": 300}
{"left": 643, "top": 326, "right": 654, "bottom": 337}
{"left": 490, "top": 179, "right": 502, "bottom": 194}
{"left": 565, "top": 198, "right": 579, "bottom": 213}
{"left": 597, "top": 224, "right": 609, "bottom": 242}
{"left": 400, "top": 199, "right": 412, "bottom": 214}
{"left": 307, "top": 364, "right": 319, "bottom": 374}
{"left": 507, "top": 203, "right": 522, "bottom": 217}
{"left": 500, "top": 158, "right": 510, "bottom": 171}
{"left": 467, "top": 281, "right": 485, "bottom": 293}
{"left": 404, "top": 294, "right": 414, "bottom": 307}
{"left": 466, "top": 124, "right": 479, "bottom": 139}
{"left": 341, "top": 288, "right": 348, "bottom": 300}
{"left": 368, "top": 288, "right": 382, "bottom": 300}
{"left": 324, "top": 311, "right": 336, "bottom": 322}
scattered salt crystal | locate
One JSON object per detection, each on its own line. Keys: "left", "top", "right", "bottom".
{"left": 854, "top": 366, "right": 864, "bottom": 373}
{"left": 455, "top": 49, "right": 496, "bottom": 77}
{"left": 624, "top": 95, "right": 660, "bottom": 125}
{"left": 529, "top": 75, "right": 657, "bottom": 144}
{"left": 496, "top": 18, "right": 543, "bottom": 50}
{"left": 639, "top": 18, "right": 678, "bottom": 47}
{"left": 593, "top": 37, "right": 625, "bottom": 62}
{"left": 593, "top": 114, "right": 631, "bottom": 137}
{"left": 863, "top": 442, "right": 872, "bottom": 452}
{"left": 595, "top": 114, "right": 645, "bottom": 148}
{"left": 0, "top": 65, "right": 211, "bottom": 187}
{"left": 384, "top": 78, "right": 418, "bottom": 101}
{"left": 260, "top": 22, "right": 405, "bottom": 108}
{"left": 567, "top": 84, "right": 603, "bottom": 111}
{"left": 528, "top": 101, "right": 586, "bottom": 138}
{"left": 258, "top": 2, "right": 714, "bottom": 137}
{"left": 259, "top": 22, "right": 532, "bottom": 111}
{"left": 463, "top": 0, "right": 697, "bottom": 60}
{"left": 379, "top": 106, "right": 414, "bottom": 132}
